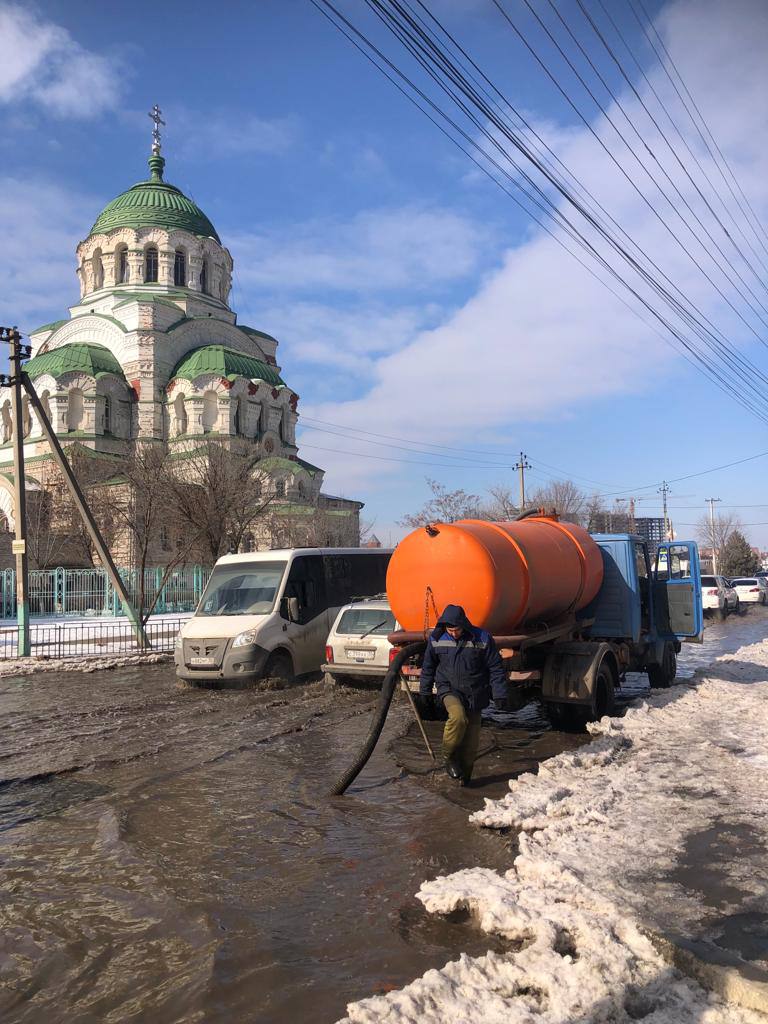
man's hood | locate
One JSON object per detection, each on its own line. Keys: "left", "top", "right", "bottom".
{"left": 436, "top": 604, "right": 474, "bottom": 631}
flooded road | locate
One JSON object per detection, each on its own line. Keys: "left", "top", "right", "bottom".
{"left": 1, "top": 607, "right": 767, "bottom": 1023}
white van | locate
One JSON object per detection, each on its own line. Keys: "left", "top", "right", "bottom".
{"left": 174, "top": 548, "right": 392, "bottom": 686}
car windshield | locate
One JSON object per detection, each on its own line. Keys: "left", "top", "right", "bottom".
{"left": 701, "top": 576, "right": 717, "bottom": 586}
{"left": 731, "top": 579, "right": 756, "bottom": 587}
{"left": 337, "top": 608, "right": 395, "bottom": 636}
{"left": 196, "top": 561, "right": 287, "bottom": 616}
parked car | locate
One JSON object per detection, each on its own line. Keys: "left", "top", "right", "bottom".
{"left": 701, "top": 575, "right": 730, "bottom": 618}
{"left": 729, "top": 578, "right": 767, "bottom": 605}
{"left": 323, "top": 597, "right": 400, "bottom": 685}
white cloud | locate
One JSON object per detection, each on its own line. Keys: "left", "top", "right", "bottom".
{"left": 0, "top": 4, "right": 120, "bottom": 118}
{"left": 0, "top": 178, "right": 94, "bottom": 330}
{"left": 228, "top": 206, "right": 492, "bottom": 293}
{"left": 174, "top": 110, "right": 298, "bottom": 159}
{"left": 297, "top": 0, "right": 768, "bottom": 494}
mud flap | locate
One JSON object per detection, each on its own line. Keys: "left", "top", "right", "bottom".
{"left": 542, "top": 641, "right": 618, "bottom": 706}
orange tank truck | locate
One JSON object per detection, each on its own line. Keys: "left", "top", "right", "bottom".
{"left": 386, "top": 515, "right": 604, "bottom": 634}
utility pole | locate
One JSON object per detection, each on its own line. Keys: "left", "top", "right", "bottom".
{"left": 658, "top": 480, "right": 672, "bottom": 541}
{"left": 706, "top": 497, "right": 721, "bottom": 574}
{"left": 514, "top": 451, "right": 531, "bottom": 511}
{"left": 0, "top": 327, "right": 31, "bottom": 657}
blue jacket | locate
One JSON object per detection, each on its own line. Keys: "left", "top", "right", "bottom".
{"left": 419, "top": 605, "right": 507, "bottom": 713}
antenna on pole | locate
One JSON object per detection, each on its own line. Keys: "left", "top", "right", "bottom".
{"left": 658, "top": 480, "right": 672, "bottom": 540}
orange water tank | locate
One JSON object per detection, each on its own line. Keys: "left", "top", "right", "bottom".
{"left": 386, "top": 516, "right": 604, "bottom": 634}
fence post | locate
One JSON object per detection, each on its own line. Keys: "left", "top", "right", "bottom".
{"left": 57, "top": 567, "right": 65, "bottom": 616}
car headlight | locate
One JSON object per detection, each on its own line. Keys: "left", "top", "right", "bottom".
{"left": 232, "top": 629, "right": 259, "bottom": 648}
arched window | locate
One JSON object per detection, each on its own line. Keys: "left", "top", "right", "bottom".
{"left": 242, "top": 532, "right": 255, "bottom": 553}
{"left": 103, "top": 395, "right": 112, "bottom": 434}
{"left": 92, "top": 249, "right": 104, "bottom": 290}
{"left": 21, "top": 396, "right": 32, "bottom": 438}
{"left": 40, "top": 391, "right": 52, "bottom": 428}
{"left": 275, "top": 479, "right": 285, "bottom": 498}
{"left": 68, "top": 389, "right": 84, "bottom": 432}
{"left": 144, "top": 245, "right": 158, "bottom": 283}
{"left": 173, "top": 393, "right": 188, "bottom": 436}
{"left": 297, "top": 479, "right": 307, "bottom": 499}
{"left": 200, "top": 257, "right": 209, "bottom": 294}
{"left": 233, "top": 397, "right": 243, "bottom": 436}
{"left": 202, "top": 390, "right": 218, "bottom": 433}
{"left": 174, "top": 249, "right": 186, "bottom": 287}
{"left": 115, "top": 244, "right": 129, "bottom": 284}
{"left": 1, "top": 401, "right": 13, "bottom": 443}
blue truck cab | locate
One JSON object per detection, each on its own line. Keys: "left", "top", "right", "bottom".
{"left": 537, "top": 536, "right": 703, "bottom": 726}
{"left": 583, "top": 535, "right": 703, "bottom": 650}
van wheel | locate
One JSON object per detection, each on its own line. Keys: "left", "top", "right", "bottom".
{"left": 264, "top": 651, "right": 293, "bottom": 686}
{"left": 648, "top": 642, "right": 676, "bottom": 689}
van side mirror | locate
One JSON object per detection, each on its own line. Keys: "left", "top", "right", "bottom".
{"left": 280, "top": 596, "right": 300, "bottom": 622}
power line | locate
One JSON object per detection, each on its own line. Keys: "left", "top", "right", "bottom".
{"left": 313, "top": 0, "right": 768, "bottom": 425}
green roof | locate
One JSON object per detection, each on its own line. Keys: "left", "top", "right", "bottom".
{"left": 24, "top": 343, "right": 125, "bottom": 382}
{"left": 30, "top": 319, "right": 67, "bottom": 336}
{"left": 170, "top": 345, "right": 284, "bottom": 386}
{"left": 88, "top": 154, "right": 220, "bottom": 242}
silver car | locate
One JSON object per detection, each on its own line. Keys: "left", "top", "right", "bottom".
{"left": 323, "top": 598, "right": 399, "bottom": 684}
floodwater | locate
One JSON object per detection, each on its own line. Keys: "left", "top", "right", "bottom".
{"left": 1, "top": 607, "right": 767, "bottom": 1023}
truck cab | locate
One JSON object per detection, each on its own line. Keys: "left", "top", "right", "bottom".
{"left": 580, "top": 535, "right": 703, "bottom": 677}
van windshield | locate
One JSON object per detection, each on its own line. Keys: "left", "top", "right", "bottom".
{"left": 197, "top": 561, "right": 287, "bottom": 616}
{"left": 337, "top": 608, "right": 395, "bottom": 636}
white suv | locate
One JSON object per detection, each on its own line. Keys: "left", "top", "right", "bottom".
{"left": 729, "top": 578, "right": 768, "bottom": 605}
{"left": 323, "top": 598, "right": 400, "bottom": 684}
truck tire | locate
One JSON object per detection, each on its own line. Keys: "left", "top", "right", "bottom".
{"left": 647, "top": 642, "right": 676, "bottom": 689}
{"left": 545, "top": 660, "right": 616, "bottom": 731}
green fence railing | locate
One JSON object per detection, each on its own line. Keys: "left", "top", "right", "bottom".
{"left": 0, "top": 565, "right": 210, "bottom": 619}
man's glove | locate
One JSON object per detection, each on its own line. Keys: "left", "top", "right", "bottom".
{"left": 412, "top": 693, "right": 436, "bottom": 719}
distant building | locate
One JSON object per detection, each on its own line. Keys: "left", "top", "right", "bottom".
{"left": 632, "top": 517, "right": 667, "bottom": 548}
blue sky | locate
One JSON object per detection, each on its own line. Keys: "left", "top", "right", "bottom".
{"left": 1, "top": 0, "right": 767, "bottom": 548}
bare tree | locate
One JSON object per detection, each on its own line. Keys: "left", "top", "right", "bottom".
{"left": 271, "top": 497, "right": 361, "bottom": 548}
{"left": 167, "top": 442, "right": 273, "bottom": 564}
{"left": 696, "top": 511, "right": 741, "bottom": 570}
{"left": 483, "top": 485, "right": 519, "bottom": 520}
{"left": 101, "top": 445, "right": 201, "bottom": 622}
{"left": 528, "top": 479, "right": 587, "bottom": 524}
{"left": 399, "top": 478, "right": 482, "bottom": 528}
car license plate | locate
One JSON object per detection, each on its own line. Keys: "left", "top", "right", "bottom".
{"left": 189, "top": 656, "right": 215, "bottom": 666}
{"left": 346, "top": 648, "right": 375, "bottom": 661}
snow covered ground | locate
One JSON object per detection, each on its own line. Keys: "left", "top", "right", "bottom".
{"left": 340, "top": 639, "right": 768, "bottom": 1023}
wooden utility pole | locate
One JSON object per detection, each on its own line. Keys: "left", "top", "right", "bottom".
{"left": 0, "top": 327, "right": 31, "bottom": 656}
{"left": 514, "top": 451, "right": 531, "bottom": 511}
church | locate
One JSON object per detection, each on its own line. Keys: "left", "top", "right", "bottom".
{"left": 0, "top": 112, "right": 362, "bottom": 566}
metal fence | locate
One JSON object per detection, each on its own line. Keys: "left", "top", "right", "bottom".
{"left": 0, "top": 616, "right": 187, "bottom": 660}
{"left": 0, "top": 566, "right": 210, "bottom": 619}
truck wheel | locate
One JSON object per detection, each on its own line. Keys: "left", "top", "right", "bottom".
{"left": 588, "top": 663, "right": 616, "bottom": 721}
{"left": 264, "top": 651, "right": 294, "bottom": 686}
{"left": 545, "top": 701, "right": 585, "bottom": 732}
{"left": 647, "top": 642, "right": 676, "bottom": 689}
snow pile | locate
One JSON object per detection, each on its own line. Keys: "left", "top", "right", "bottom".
{"left": 0, "top": 651, "right": 172, "bottom": 677}
{"left": 340, "top": 641, "right": 768, "bottom": 1023}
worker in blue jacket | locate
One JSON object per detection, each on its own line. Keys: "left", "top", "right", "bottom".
{"left": 417, "top": 604, "right": 507, "bottom": 785}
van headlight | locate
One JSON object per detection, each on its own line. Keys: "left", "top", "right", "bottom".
{"left": 232, "top": 629, "right": 259, "bottom": 648}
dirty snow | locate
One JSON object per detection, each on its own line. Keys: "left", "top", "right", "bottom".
{"left": 339, "top": 641, "right": 768, "bottom": 1023}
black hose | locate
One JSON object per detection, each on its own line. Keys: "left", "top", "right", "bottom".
{"left": 330, "top": 641, "right": 426, "bottom": 796}
{"left": 515, "top": 507, "right": 542, "bottom": 520}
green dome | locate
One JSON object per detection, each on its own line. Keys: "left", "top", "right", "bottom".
{"left": 25, "top": 343, "right": 125, "bottom": 381}
{"left": 88, "top": 155, "right": 220, "bottom": 242}
{"left": 170, "top": 345, "right": 284, "bottom": 386}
